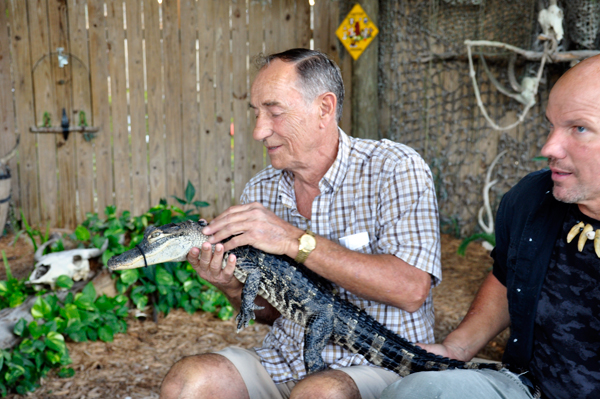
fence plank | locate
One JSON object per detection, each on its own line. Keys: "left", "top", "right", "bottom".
{"left": 214, "top": 0, "right": 232, "bottom": 211}
{"left": 232, "top": 0, "right": 253, "bottom": 201}
{"left": 8, "top": 0, "right": 39, "bottom": 226}
{"left": 248, "top": 0, "right": 264, "bottom": 81}
{"left": 263, "top": 1, "right": 279, "bottom": 54}
{"left": 88, "top": 1, "right": 114, "bottom": 214}
{"left": 313, "top": 0, "right": 351, "bottom": 134}
{"left": 351, "top": 0, "right": 378, "bottom": 140}
{"left": 68, "top": 0, "right": 95, "bottom": 223}
{"left": 197, "top": 0, "right": 218, "bottom": 219}
{"left": 106, "top": 0, "right": 132, "bottom": 213}
{"left": 279, "top": 0, "right": 295, "bottom": 50}
{"left": 28, "top": 0, "right": 59, "bottom": 227}
{"left": 246, "top": 0, "right": 266, "bottom": 185}
{"left": 180, "top": 0, "right": 200, "bottom": 208}
{"left": 47, "top": 0, "right": 78, "bottom": 228}
{"left": 0, "top": 0, "right": 18, "bottom": 211}
{"left": 296, "top": 0, "right": 311, "bottom": 49}
{"left": 144, "top": 0, "right": 167, "bottom": 208}
{"left": 162, "top": 0, "right": 184, "bottom": 202}
{"left": 125, "top": 0, "right": 150, "bottom": 215}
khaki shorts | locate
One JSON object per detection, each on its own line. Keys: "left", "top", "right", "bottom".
{"left": 217, "top": 347, "right": 400, "bottom": 399}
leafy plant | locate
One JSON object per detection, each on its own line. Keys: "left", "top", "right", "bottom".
{"left": 457, "top": 232, "right": 496, "bottom": 256}
{"left": 12, "top": 210, "right": 51, "bottom": 253}
{"left": 0, "top": 250, "right": 41, "bottom": 309}
{"left": 63, "top": 181, "right": 230, "bottom": 319}
{"left": 173, "top": 180, "right": 210, "bottom": 212}
{"left": 0, "top": 182, "right": 231, "bottom": 396}
{"left": 115, "top": 261, "right": 233, "bottom": 320}
{"left": 0, "top": 283, "right": 128, "bottom": 395}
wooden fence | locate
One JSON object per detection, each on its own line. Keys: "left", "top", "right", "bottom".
{"left": 1, "top": 0, "right": 352, "bottom": 229}
{"left": 2, "top": 0, "right": 554, "bottom": 236}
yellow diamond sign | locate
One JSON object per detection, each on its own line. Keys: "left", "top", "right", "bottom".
{"left": 336, "top": 4, "right": 379, "bottom": 60}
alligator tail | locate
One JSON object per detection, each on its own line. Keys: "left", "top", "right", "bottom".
{"left": 332, "top": 299, "right": 503, "bottom": 377}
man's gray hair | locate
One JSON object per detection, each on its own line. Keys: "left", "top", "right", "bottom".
{"left": 255, "top": 48, "right": 345, "bottom": 123}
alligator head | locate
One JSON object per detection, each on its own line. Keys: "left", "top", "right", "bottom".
{"left": 107, "top": 220, "right": 211, "bottom": 270}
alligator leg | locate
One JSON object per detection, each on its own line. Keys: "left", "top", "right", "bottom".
{"left": 303, "top": 307, "right": 335, "bottom": 374}
{"left": 236, "top": 268, "right": 264, "bottom": 331}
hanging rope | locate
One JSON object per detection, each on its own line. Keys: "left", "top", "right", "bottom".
{"left": 465, "top": 39, "right": 551, "bottom": 131}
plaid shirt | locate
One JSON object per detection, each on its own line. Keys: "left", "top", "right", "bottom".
{"left": 240, "top": 129, "right": 442, "bottom": 384}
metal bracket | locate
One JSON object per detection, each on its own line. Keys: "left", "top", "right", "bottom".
{"left": 30, "top": 109, "right": 99, "bottom": 140}
{"left": 29, "top": 126, "right": 99, "bottom": 134}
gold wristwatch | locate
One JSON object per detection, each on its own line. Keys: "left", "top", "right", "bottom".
{"left": 295, "top": 229, "right": 316, "bottom": 264}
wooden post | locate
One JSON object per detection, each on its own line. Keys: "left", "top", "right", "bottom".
{"left": 351, "top": 0, "right": 379, "bottom": 140}
{"left": 0, "top": 0, "right": 18, "bottom": 227}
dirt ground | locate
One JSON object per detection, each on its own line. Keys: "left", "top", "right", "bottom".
{"left": 1, "top": 232, "right": 507, "bottom": 398}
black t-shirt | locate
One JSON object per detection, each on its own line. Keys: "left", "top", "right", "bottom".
{"left": 529, "top": 205, "right": 600, "bottom": 399}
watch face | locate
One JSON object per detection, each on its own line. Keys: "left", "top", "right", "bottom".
{"left": 300, "top": 234, "right": 316, "bottom": 250}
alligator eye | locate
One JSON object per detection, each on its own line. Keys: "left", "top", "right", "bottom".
{"left": 150, "top": 232, "right": 162, "bottom": 239}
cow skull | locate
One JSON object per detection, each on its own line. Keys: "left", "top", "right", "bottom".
{"left": 27, "top": 235, "right": 109, "bottom": 290}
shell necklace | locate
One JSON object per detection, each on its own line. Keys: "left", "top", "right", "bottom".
{"left": 567, "top": 221, "right": 600, "bottom": 258}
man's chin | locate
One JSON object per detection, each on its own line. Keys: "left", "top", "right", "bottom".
{"left": 552, "top": 185, "right": 582, "bottom": 204}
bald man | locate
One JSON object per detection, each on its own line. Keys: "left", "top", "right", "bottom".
{"left": 381, "top": 55, "right": 600, "bottom": 399}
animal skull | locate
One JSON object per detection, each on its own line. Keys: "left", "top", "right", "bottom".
{"left": 538, "top": 0, "right": 564, "bottom": 42}
{"left": 27, "top": 236, "right": 109, "bottom": 290}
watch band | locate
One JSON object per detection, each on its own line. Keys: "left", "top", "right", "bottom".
{"left": 295, "top": 229, "right": 316, "bottom": 264}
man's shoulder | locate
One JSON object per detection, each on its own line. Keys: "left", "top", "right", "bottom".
{"left": 349, "top": 137, "right": 424, "bottom": 164}
{"left": 503, "top": 169, "right": 552, "bottom": 206}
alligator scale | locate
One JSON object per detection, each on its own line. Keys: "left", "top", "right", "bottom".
{"left": 108, "top": 220, "right": 502, "bottom": 376}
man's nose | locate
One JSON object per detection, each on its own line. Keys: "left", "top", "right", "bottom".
{"left": 541, "top": 130, "right": 567, "bottom": 159}
{"left": 253, "top": 116, "right": 272, "bottom": 141}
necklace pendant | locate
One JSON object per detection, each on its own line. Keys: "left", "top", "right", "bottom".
{"left": 578, "top": 224, "right": 594, "bottom": 252}
{"left": 567, "top": 221, "right": 584, "bottom": 243}
{"left": 567, "top": 221, "right": 600, "bottom": 258}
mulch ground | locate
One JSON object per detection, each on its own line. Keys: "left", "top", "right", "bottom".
{"left": 1, "top": 233, "right": 507, "bottom": 398}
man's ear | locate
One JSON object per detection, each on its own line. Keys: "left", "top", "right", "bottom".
{"left": 318, "top": 92, "right": 337, "bottom": 124}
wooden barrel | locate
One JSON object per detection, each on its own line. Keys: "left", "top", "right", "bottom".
{"left": 0, "top": 172, "right": 10, "bottom": 236}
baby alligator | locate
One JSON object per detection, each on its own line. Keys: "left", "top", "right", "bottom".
{"left": 107, "top": 220, "right": 503, "bottom": 376}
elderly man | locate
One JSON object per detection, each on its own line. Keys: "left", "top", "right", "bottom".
{"left": 381, "top": 55, "right": 600, "bottom": 399}
{"left": 160, "top": 49, "right": 441, "bottom": 399}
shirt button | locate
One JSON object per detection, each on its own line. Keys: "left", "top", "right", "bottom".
{"left": 516, "top": 288, "right": 521, "bottom": 292}
{"left": 528, "top": 238, "right": 533, "bottom": 242}
{"left": 513, "top": 338, "right": 518, "bottom": 343}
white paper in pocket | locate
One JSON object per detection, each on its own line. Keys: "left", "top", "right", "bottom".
{"left": 339, "top": 231, "right": 370, "bottom": 251}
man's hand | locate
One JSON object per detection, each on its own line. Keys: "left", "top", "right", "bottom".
{"left": 187, "top": 242, "right": 242, "bottom": 300}
{"left": 416, "top": 343, "right": 471, "bottom": 362}
{"left": 201, "top": 202, "right": 302, "bottom": 257}
{"left": 415, "top": 273, "right": 511, "bottom": 363}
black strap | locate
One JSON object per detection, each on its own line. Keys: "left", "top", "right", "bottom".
{"left": 136, "top": 244, "right": 148, "bottom": 267}
{"left": 0, "top": 195, "right": 10, "bottom": 204}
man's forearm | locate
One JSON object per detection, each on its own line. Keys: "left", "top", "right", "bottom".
{"left": 442, "top": 272, "right": 511, "bottom": 361}
{"left": 302, "top": 237, "right": 432, "bottom": 312}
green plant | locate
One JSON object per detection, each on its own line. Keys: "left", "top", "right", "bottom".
{"left": 63, "top": 181, "right": 230, "bottom": 319}
{"left": 12, "top": 211, "right": 51, "bottom": 253}
{"left": 457, "top": 232, "right": 496, "bottom": 256}
{"left": 173, "top": 180, "right": 210, "bottom": 212}
{"left": 0, "top": 283, "right": 128, "bottom": 395}
{"left": 116, "top": 261, "right": 233, "bottom": 320}
{"left": 0, "top": 251, "right": 41, "bottom": 309}
{"left": 0, "top": 182, "right": 229, "bottom": 396}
